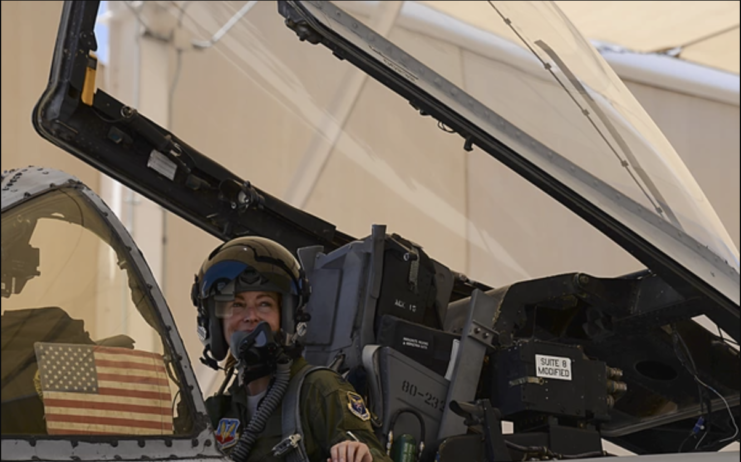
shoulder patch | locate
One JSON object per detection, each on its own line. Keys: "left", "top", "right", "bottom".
{"left": 214, "top": 417, "right": 241, "bottom": 450}
{"left": 346, "top": 391, "right": 370, "bottom": 422}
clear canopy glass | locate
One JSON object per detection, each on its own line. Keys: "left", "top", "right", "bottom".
{"left": 1, "top": 187, "right": 193, "bottom": 436}
{"left": 304, "top": 0, "right": 740, "bottom": 301}
{"left": 151, "top": 0, "right": 739, "bottom": 304}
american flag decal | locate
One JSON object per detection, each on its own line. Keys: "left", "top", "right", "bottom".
{"left": 34, "top": 343, "right": 173, "bottom": 435}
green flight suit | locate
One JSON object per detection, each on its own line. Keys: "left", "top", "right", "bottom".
{"left": 205, "top": 357, "right": 392, "bottom": 462}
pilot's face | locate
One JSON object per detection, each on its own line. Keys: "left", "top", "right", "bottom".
{"left": 222, "top": 291, "right": 281, "bottom": 347}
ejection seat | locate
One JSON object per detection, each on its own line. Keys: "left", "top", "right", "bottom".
{"left": 298, "top": 225, "right": 499, "bottom": 456}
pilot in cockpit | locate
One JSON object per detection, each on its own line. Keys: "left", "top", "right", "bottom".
{"left": 192, "top": 236, "right": 391, "bottom": 462}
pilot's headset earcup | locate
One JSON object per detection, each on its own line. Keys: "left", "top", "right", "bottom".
{"left": 208, "top": 307, "right": 229, "bottom": 361}
{"left": 192, "top": 266, "right": 232, "bottom": 363}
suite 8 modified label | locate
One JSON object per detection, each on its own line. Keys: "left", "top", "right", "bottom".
{"left": 535, "top": 354, "right": 572, "bottom": 381}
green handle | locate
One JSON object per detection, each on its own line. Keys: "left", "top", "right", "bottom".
{"left": 390, "top": 433, "right": 417, "bottom": 462}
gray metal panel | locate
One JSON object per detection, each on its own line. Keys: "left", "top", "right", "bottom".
{"left": 303, "top": 239, "right": 370, "bottom": 366}
{"left": 303, "top": 225, "right": 387, "bottom": 370}
{"left": 303, "top": 267, "right": 342, "bottom": 345}
{"left": 377, "top": 346, "right": 448, "bottom": 448}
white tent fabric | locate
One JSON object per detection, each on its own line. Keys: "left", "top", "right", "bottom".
{"left": 554, "top": 1, "right": 740, "bottom": 74}
{"left": 414, "top": 1, "right": 740, "bottom": 74}
{"left": 408, "top": 1, "right": 740, "bottom": 100}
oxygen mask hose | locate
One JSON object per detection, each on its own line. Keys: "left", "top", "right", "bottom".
{"left": 231, "top": 359, "right": 292, "bottom": 462}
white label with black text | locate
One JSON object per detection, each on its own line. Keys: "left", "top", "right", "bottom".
{"left": 535, "top": 354, "right": 572, "bottom": 381}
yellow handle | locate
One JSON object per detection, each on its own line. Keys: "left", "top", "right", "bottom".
{"left": 81, "top": 51, "right": 98, "bottom": 106}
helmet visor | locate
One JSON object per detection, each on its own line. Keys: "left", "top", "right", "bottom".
{"left": 200, "top": 259, "right": 296, "bottom": 318}
{"left": 199, "top": 260, "right": 250, "bottom": 299}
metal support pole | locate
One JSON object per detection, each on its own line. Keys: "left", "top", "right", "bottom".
{"left": 438, "top": 289, "right": 497, "bottom": 440}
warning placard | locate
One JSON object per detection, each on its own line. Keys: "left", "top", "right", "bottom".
{"left": 535, "top": 354, "right": 572, "bottom": 381}
{"left": 402, "top": 337, "right": 429, "bottom": 350}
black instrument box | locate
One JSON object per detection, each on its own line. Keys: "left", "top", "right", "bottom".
{"left": 489, "top": 339, "right": 610, "bottom": 424}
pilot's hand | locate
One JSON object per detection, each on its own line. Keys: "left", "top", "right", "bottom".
{"left": 327, "top": 440, "right": 372, "bottom": 462}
